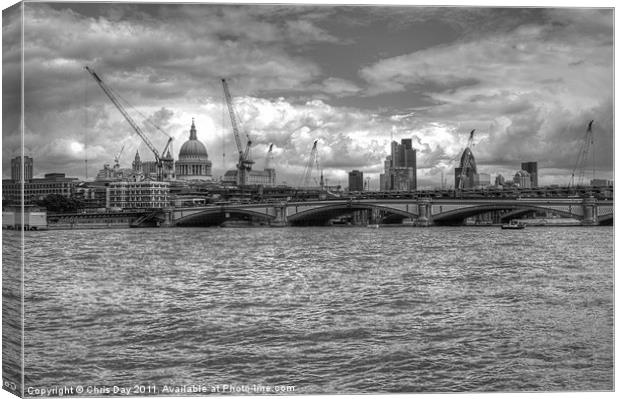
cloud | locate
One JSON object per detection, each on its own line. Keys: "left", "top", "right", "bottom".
{"left": 2, "top": 3, "right": 342, "bottom": 177}
{"left": 2, "top": 4, "right": 613, "bottom": 189}
{"left": 145, "top": 107, "right": 175, "bottom": 131}
{"left": 358, "top": 8, "right": 613, "bottom": 183}
{"left": 313, "top": 77, "right": 362, "bottom": 97}
{"left": 285, "top": 19, "right": 339, "bottom": 44}
{"left": 21, "top": 3, "right": 328, "bottom": 100}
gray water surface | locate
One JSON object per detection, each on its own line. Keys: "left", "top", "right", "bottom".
{"left": 14, "top": 226, "right": 614, "bottom": 393}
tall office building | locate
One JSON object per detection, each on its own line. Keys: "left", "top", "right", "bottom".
{"left": 348, "top": 170, "right": 364, "bottom": 191}
{"left": 454, "top": 148, "right": 478, "bottom": 189}
{"left": 521, "top": 161, "right": 538, "bottom": 187}
{"left": 495, "top": 174, "right": 506, "bottom": 186}
{"left": 514, "top": 170, "right": 532, "bottom": 188}
{"left": 11, "top": 155, "right": 33, "bottom": 182}
{"left": 380, "top": 139, "right": 417, "bottom": 191}
{"left": 391, "top": 138, "right": 416, "bottom": 169}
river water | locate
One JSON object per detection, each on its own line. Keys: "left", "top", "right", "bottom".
{"left": 4, "top": 226, "right": 615, "bottom": 394}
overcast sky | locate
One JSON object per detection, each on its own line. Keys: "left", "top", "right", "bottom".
{"left": 2, "top": 1, "right": 614, "bottom": 188}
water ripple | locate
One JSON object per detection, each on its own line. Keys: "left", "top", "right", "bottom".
{"left": 7, "top": 226, "right": 613, "bottom": 393}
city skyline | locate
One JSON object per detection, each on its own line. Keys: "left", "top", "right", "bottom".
{"left": 2, "top": 1, "right": 614, "bottom": 188}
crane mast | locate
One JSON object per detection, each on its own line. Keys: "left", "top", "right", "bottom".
{"left": 265, "top": 143, "right": 274, "bottom": 170}
{"left": 221, "top": 78, "right": 253, "bottom": 185}
{"left": 569, "top": 120, "right": 595, "bottom": 188}
{"left": 113, "top": 144, "right": 125, "bottom": 169}
{"left": 84, "top": 66, "right": 173, "bottom": 181}
{"left": 300, "top": 140, "right": 323, "bottom": 188}
{"left": 467, "top": 129, "right": 475, "bottom": 148}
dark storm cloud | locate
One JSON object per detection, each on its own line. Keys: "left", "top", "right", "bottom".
{"left": 23, "top": 3, "right": 329, "bottom": 97}
{"left": 2, "top": 2, "right": 613, "bottom": 187}
{"left": 2, "top": 2, "right": 22, "bottom": 153}
{"left": 6, "top": 2, "right": 340, "bottom": 178}
{"left": 358, "top": 7, "right": 613, "bottom": 184}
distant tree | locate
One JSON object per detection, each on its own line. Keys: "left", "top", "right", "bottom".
{"left": 35, "top": 194, "right": 84, "bottom": 213}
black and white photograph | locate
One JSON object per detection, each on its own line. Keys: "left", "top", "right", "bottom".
{"left": 1, "top": 0, "right": 615, "bottom": 396}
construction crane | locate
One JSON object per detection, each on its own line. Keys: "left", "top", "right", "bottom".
{"left": 569, "top": 120, "right": 595, "bottom": 188}
{"left": 113, "top": 144, "right": 125, "bottom": 170}
{"left": 221, "top": 78, "right": 254, "bottom": 185}
{"left": 300, "top": 140, "right": 324, "bottom": 188}
{"left": 84, "top": 66, "right": 174, "bottom": 181}
{"left": 457, "top": 129, "right": 476, "bottom": 190}
{"left": 467, "top": 129, "right": 475, "bottom": 148}
{"left": 265, "top": 143, "right": 274, "bottom": 170}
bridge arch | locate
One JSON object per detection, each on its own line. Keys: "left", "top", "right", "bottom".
{"left": 598, "top": 213, "right": 613, "bottom": 225}
{"left": 432, "top": 203, "right": 581, "bottom": 225}
{"left": 174, "top": 207, "right": 274, "bottom": 227}
{"left": 287, "top": 202, "right": 418, "bottom": 226}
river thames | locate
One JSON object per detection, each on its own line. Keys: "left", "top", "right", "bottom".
{"left": 4, "top": 226, "right": 614, "bottom": 394}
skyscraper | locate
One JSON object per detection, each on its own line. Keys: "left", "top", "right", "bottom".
{"left": 380, "top": 139, "right": 417, "bottom": 191}
{"left": 514, "top": 170, "right": 532, "bottom": 188}
{"left": 348, "top": 170, "right": 364, "bottom": 191}
{"left": 521, "top": 162, "right": 538, "bottom": 187}
{"left": 455, "top": 148, "right": 478, "bottom": 189}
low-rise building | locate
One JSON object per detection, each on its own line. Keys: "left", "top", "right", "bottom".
{"left": 222, "top": 169, "right": 276, "bottom": 186}
{"left": 474, "top": 173, "right": 491, "bottom": 188}
{"left": 106, "top": 181, "right": 170, "bottom": 209}
{"left": 95, "top": 164, "right": 142, "bottom": 182}
{"left": 135, "top": 156, "right": 175, "bottom": 181}
{"left": 2, "top": 173, "right": 78, "bottom": 206}
{"left": 141, "top": 161, "right": 159, "bottom": 179}
{"left": 74, "top": 182, "right": 109, "bottom": 209}
{"left": 591, "top": 179, "right": 613, "bottom": 187}
{"left": 2, "top": 205, "right": 47, "bottom": 230}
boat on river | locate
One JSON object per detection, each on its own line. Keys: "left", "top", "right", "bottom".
{"left": 501, "top": 220, "right": 525, "bottom": 230}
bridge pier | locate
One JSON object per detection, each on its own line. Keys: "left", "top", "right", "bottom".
{"left": 162, "top": 209, "right": 173, "bottom": 227}
{"left": 371, "top": 208, "right": 381, "bottom": 225}
{"left": 416, "top": 199, "right": 432, "bottom": 227}
{"left": 352, "top": 210, "right": 360, "bottom": 225}
{"left": 581, "top": 196, "right": 598, "bottom": 225}
{"left": 270, "top": 204, "right": 288, "bottom": 227}
{"left": 352, "top": 209, "right": 371, "bottom": 225}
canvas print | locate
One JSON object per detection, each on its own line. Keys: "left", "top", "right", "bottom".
{"left": 1, "top": 1, "right": 614, "bottom": 396}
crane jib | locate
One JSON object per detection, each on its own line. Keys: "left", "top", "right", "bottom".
{"left": 84, "top": 65, "right": 172, "bottom": 180}
{"left": 221, "top": 78, "right": 254, "bottom": 185}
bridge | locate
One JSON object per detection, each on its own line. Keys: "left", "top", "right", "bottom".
{"left": 161, "top": 196, "right": 613, "bottom": 227}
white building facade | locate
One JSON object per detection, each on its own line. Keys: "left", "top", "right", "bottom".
{"left": 106, "top": 181, "right": 170, "bottom": 209}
